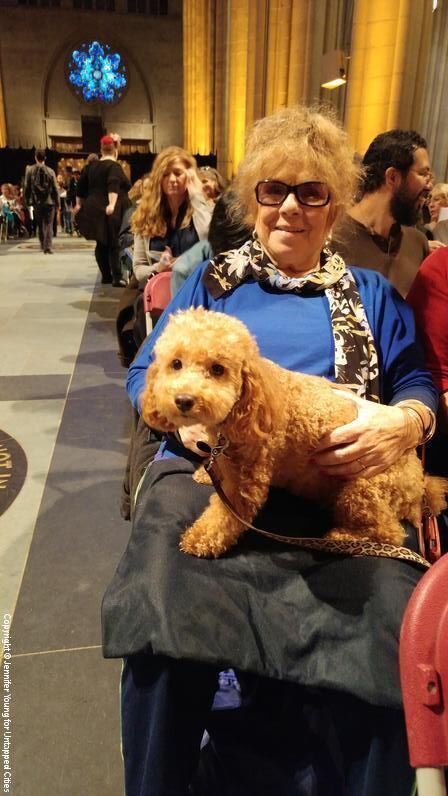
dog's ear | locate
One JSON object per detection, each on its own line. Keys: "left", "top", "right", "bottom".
{"left": 141, "top": 360, "right": 176, "bottom": 432}
{"left": 227, "top": 357, "right": 273, "bottom": 443}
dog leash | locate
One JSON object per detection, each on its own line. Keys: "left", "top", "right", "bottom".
{"left": 200, "top": 440, "right": 430, "bottom": 570}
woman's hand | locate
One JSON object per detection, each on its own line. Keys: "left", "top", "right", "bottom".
{"left": 105, "top": 204, "right": 116, "bottom": 216}
{"left": 178, "top": 424, "right": 211, "bottom": 457}
{"left": 184, "top": 167, "right": 204, "bottom": 197}
{"left": 157, "top": 246, "right": 174, "bottom": 272}
{"left": 310, "top": 393, "right": 417, "bottom": 480}
{"left": 428, "top": 240, "right": 446, "bottom": 251}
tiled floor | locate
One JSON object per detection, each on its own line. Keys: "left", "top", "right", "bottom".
{"left": 0, "top": 237, "right": 130, "bottom": 794}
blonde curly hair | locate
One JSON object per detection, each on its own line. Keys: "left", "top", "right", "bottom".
{"left": 235, "top": 106, "right": 360, "bottom": 228}
{"left": 131, "top": 146, "right": 198, "bottom": 238}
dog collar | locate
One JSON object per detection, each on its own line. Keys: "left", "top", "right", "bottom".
{"left": 197, "top": 435, "right": 230, "bottom": 470}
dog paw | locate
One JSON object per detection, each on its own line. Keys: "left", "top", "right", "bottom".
{"left": 179, "top": 521, "right": 236, "bottom": 558}
{"left": 179, "top": 531, "right": 227, "bottom": 558}
{"left": 193, "top": 466, "right": 212, "bottom": 486}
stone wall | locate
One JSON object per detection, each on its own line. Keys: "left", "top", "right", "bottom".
{"left": 0, "top": 5, "right": 183, "bottom": 150}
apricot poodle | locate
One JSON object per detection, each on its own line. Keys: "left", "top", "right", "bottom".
{"left": 141, "top": 307, "right": 446, "bottom": 558}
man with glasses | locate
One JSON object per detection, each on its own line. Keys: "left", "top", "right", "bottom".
{"left": 331, "top": 130, "right": 432, "bottom": 297}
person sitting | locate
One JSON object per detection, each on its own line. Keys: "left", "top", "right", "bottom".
{"left": 198, "top": 165, "right": 227, "bottom": 203}
{"left": 170, "top": 189, "right": 252, "bottom": 295}
{"left": 424, "top": 182, "right": 448, "bottom": 235}
{"left": 0, "top": 183, "right": 22, "bottom": 238}
{"left": 407, "top": 247, "right": 448, "bottom": 547}
{"left": 331, "top": 129, "right": 432, "bottom": 296}
{"left": 131, "top": 147, "right": 212, "bottom": 288}
{"left": 130, "top": 146, "right": 213, "bottom": 347}
{"left": 102, "top": 105, "right": 438, "bottom": 796}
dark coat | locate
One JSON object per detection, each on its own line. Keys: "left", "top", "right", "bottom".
{"left": 76, "top": 159, "right": 131, "bottom": 244}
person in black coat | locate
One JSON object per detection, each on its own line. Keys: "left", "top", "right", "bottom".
{"left": 75, "top": 135, "right": 131, "bottom": 286}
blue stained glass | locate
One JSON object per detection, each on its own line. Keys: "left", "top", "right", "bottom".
{"left": 67, "top": 41, "right": 127, "bottom": 104}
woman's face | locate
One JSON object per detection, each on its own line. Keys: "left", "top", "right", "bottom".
{"left": 200, "top": 173, "right": 218, "bottom": 200}
{"left": 255, "top": 166, "right": 334, "bottom": 277}
{"left": 161, "top": 158, "right": 188, "bottom": 200}
{"left": 428, "top": 191, "right": 448, "bottom": 223}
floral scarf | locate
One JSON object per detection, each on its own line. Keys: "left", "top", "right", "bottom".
{"left": 203, "top": 233, "right": 380, "bottom": 401}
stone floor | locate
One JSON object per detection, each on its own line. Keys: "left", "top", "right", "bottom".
{"left": 0, "top": 235, "right": 130, "bottom": 794}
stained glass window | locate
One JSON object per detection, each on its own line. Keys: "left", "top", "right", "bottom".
{"left": 67, "top": 41, "right": 127, "bottom": 104}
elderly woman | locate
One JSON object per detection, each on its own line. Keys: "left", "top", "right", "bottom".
{"left": 75, "top": 135, "right": 131, "bottom": 286}
{"left": 103, "top": 107, "right": 438, "bottom": 796}
{"left": 425, "top": 182, "right": 448, "bottom": 232}
{"left": 131, "top": 146, "right": 212, "bottom": 289}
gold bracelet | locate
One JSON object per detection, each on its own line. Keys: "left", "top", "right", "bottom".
{"left": 396, "top": 401, "right": 436, "bottom": 445}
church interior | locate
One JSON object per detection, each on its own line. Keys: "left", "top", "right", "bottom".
{"left": 0, "top": 0, "right": 448, "bottom": 794}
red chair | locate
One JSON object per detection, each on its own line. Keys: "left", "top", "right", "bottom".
{"left": 399, "top": 553, "right": 448, "bottom": 795}
{"left": 143, "top": 271, "right": 172, "bottom": 335}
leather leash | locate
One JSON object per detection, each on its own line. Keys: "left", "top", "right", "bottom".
{"left": 200, "top": 439, "right": 430, "bottom": 570}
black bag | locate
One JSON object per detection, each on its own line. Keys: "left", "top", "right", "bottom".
{"left": 115, "top": 274, "right": 140, "bottom": 367}
{"left": 32, "top": 165, "right": 53, "bottom": 206}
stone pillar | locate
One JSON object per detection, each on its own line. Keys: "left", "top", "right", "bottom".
{"left": 183, "top": 0, "right": 324, "bottom": 178}
{"left": 225, "top": 0, "right": 250, "bottom": 178}
{"left": 183, "top": 0, "right": 213, "bottom": 154}
{"left": 0, "top": 64, "right": 7, "bottom": 147}
{"left": 345, "top": 0, "right": 431, "bottom": 155}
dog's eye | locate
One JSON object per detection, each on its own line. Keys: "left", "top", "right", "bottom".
{"left": 171, "top": 359, "right": 183, "bottom": 370}
{"left": 210, "top": 363, "right": 225, "bottom": 377}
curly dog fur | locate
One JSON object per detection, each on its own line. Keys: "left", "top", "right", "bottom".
{"left": 141, "top": 307, "right": 447, "bottom": 558}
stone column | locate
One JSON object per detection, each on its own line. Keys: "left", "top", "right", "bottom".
{"left": 183, "top": 0, "right": 213, "bottom": 154}
{"left": 345, "top": 0, "right": 432, "bottom": 155}
{"left": 0, "top": 54, "right": 7, "bottom": 146}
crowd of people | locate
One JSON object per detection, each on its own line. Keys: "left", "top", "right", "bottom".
{"left": 6, "top": 107, "right": 447, "bottom": 795}
{"left": 0, "top": 157, "right": 82, "bottom": 248}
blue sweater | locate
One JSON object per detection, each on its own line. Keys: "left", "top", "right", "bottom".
{"left": 127, "top": 263, "right": 437, "bottom": 421}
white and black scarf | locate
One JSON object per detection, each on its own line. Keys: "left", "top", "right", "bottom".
{"left": 203, "top": 233, "right": 380, "bottom": 401}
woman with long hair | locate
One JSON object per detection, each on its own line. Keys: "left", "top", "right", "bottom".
{"left": 130, "top": 146, "right": 212, "bottom": 288}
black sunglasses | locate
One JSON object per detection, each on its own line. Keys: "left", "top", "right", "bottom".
{"left": 255, "top": 180, "right": 330, "bottom": 207}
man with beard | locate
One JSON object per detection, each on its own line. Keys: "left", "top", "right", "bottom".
{"left": 331, "top": 130, "right": 432, "bottom": 296}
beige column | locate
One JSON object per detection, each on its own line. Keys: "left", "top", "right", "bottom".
{"left": 183, "top": 0, "right": 213, "bottom": 154}
{"left": 287, "top": 0, "right": 313, "bottom": 105}
{"left": 184, "top": 0, "right": 320, "bottom": 177}
{"left": 345, "top": 0, "right": 431, "bottom": 155}
{"left": 0, "top": 66, "right": 6, "bottom": 147}
{"left": 225, "top": 0, "right": 250, "bottom": 178}
{"left": 264, "top": 0, "right": 313, "bottom": 112}
{"left": 265, "top": 0, "right": 293, "bottom": 113}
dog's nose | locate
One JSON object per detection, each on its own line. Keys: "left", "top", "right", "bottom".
{"left": 174, "top": 394, "right": 195, "bottom": 413}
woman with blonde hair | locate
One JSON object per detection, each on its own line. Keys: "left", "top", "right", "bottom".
{"left": 131, "top": 146, "right": 212, "bottom": 287}
{"left": 104, "top": 106, "right": 438, "bottom": 795}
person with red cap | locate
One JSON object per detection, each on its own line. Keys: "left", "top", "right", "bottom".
{"left": 75, "top": 134, "right": 131, "bottom": 286}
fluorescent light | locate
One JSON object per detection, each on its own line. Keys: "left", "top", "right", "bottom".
{"left": 320, "top": 49, "right": 347, "bottom": 90}
{"left": 321, "top": 76, "right": 347, "bottom": 89}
